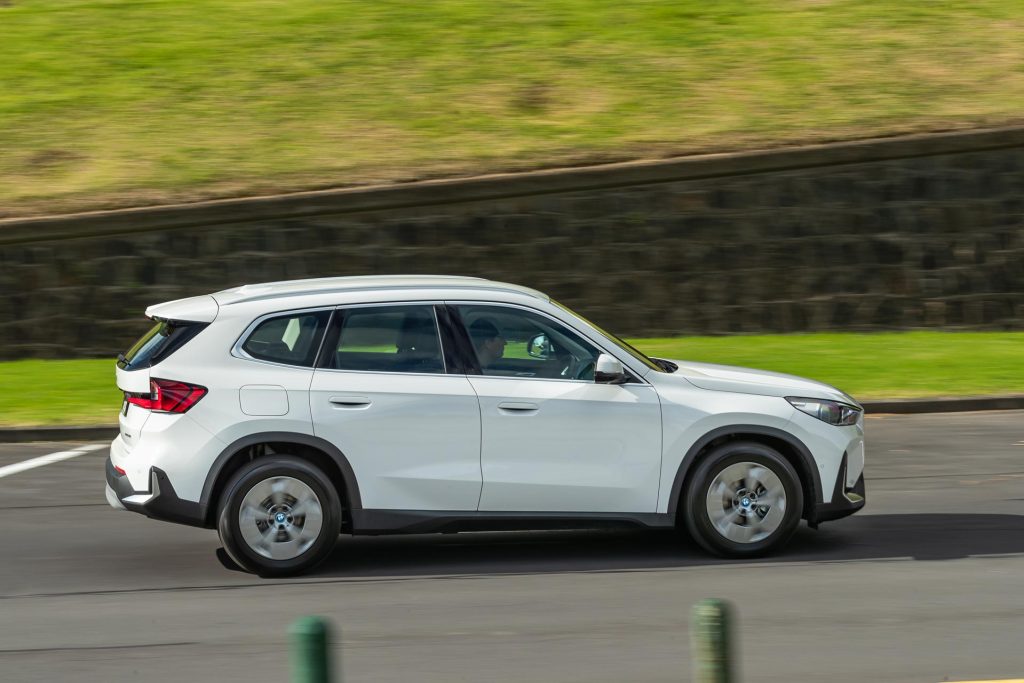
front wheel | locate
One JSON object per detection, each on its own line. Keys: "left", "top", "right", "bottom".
{"left": 683, "top": 442, "right": 803, "bottom": 558}
{"left": 217, "top": 456, "right": 342, "bottom": 576}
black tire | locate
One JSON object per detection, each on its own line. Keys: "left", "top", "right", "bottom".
{"left": 217, "top": 456, "right": 342, "bottom": 577}
{"left": 683, "top": 441, "right": 803, "bottom": 558}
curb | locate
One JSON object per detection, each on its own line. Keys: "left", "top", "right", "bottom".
{"left": 1, "top": 396, "right": 1022, "bottom": 443}
{"left": 860, "top": 395, "right": 1024, "bottom": 414}
{"left": 0, "top": 425, "right": 118, "bottom": 444}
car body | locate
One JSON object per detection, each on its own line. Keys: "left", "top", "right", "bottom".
{"left": 105, "top": 275, "right": 865, "bottom": 575}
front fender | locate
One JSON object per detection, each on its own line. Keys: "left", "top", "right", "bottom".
{"left": 651, "top": 378, "right": 819, "bottom": 515}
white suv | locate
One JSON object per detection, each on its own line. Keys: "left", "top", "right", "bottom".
{"left": 106, "top": 275, "right": 865, "bottom": 576}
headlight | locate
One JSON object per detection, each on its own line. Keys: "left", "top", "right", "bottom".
{"left": 787, "top": 397, "right": 862, "bottom": 426}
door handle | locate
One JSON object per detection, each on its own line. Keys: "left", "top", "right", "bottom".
{"left": 497, "top": 401, "right": 539, "bottom": 413}
{"left": 329, "top": 396, "right": 371, "bottom": 408}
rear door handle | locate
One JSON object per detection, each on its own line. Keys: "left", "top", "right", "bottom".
{"left": 497, "top": 401, "right": 539, "bottom": 413}
{"left": 329, "top": 396, "right": 371, "bottom": 408}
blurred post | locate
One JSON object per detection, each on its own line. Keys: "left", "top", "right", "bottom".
{"left": 691, "top": 599, "right": 735, "bottom": 683}
{"left": 290, "top": 615, "right": 334, "bottom": 683}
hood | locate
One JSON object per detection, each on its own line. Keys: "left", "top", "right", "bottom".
{"left": 661, "top": 358, "right": 858, "bottom": 405}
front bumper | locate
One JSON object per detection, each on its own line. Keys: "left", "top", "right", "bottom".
{"left": 105, "top": 457, "right": 209, "bottom": 528}
{"left": 808, "top": 453, "right": 865, "bottom": 526}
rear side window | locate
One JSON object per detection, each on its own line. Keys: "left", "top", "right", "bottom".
{"left": 327, "top": 305, "right": 444, "bottom": 374}
{"left": 241, "top": 311, "right": 331, "bottom": 367}
{"left": 118, "top": 320, "right": 209, "bottom": 371}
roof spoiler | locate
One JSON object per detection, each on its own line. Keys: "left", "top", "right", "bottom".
{"left": 145, "top": 295, "right": 219, "bottom": 323}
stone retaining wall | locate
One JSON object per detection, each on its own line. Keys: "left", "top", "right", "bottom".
{"left": 1, "top": 128, "right": 1022, "bottom": 358}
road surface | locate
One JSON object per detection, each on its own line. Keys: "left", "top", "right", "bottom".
{"left": 2, "top": 411, "right": 1023, "bottom": 682}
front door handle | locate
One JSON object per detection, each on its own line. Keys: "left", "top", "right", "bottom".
{"left": 329, "top": 396, "right": 371, "bottom": 408}
{"left": 498, "top": 401, "right": 539, "bottom": 413}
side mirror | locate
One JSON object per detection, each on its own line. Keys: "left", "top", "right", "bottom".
{"left": 594, "top": 353, "right": 626, "bottom": 384}
{"left": 527, "top": 333, "right": 551, "bottom": 359}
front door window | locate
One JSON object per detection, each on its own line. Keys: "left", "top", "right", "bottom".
{"left": 455, "top": 304, "right": 600, "bottom": 381}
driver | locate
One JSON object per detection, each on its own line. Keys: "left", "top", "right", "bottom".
{"left": 468, "top": 318, "right": 506, "bottom": 369}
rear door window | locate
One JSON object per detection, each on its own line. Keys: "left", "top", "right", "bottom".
{"left": 118, "top": 320, "right": 209, "bottom": 371}
{"left": 327, "top": 305, "right": 444, "bottom": 374}
{"left": 241, "top": 311, "right": 331, "bottom": 367}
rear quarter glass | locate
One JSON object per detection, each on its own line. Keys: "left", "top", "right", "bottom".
{"left": 118, "top": 320, "right": 209, "bottom": 371}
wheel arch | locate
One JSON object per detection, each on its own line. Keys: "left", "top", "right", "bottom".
{"left": 666, "top": 425, "right": 822, "bottom": 521}
{"left": 201, "top": 432, "right": 362, "bottom": 528}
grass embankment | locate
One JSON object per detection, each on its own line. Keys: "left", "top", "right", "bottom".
{"left": 3, "top": 1, "right": 1024, "bottom": 216}
{"left": 1, "top": 332, "right": 1021, "bottom": 426}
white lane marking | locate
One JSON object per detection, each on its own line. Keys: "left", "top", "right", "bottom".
{"left": 0, "top": 444, "right": 107, "bottom": 479}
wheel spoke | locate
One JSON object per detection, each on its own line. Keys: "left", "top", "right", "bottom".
{"left": 723, "top": 520, "right": 757, "bottom": 543}
{"left": 270, "top": 478, "right": 290, "bottom": 507}
{"left": 239, "top": 517, "right": 267, "bottom": 549}
{"left": 267, "top": 538, "right": 300, "bottom": 560}
{"left": 296, "top": 504, "right": 324, "bottom": 546}
{"left": 290, "top": 498, "right": 322, "bottom": 520}
{"left": 743, "top": 466, "right": 766, "bottom": 496}
{"left": 708, "top": 505, "right": 740, "bottom": 532}
{"left": 760, "top": 500, "right": 786, "bottom": 531}
{"left": 760, "top": 483, "right": 785, "bottom": 506}
{"left": 295, "top": 521, "right": 320, "bottom": 547}
{"left": 240, "top": 502, "right": 266, "bottom": 523}
{"left": 714, "top": 479, "right": 737, "bottom": 500}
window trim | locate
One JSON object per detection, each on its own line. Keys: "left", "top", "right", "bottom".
{"left": 444, "top": 300, "right": 648, "bottom": 385}
{"left": 435, "top": 304, "right": 480, "bottom": 375}
{"left": 231, "top": 306, "right": 335, "bottom": 369}
{"left": 315, "top": 301, "right": 449, "bottom": 376}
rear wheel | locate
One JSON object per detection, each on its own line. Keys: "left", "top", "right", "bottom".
{"left": 684, "top": 442, "right": 803, "bottom": 558}
{"left": 217, "top": 456, "right": 341, "bottom": 576}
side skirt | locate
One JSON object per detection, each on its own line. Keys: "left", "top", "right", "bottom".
{"left": 350, "top": 510, "right": 676, "bottom": 536}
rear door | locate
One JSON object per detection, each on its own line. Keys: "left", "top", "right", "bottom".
{"left": 309, "top": 303, "right": 482, "bottom": 511}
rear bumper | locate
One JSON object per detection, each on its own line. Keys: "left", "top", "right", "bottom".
{"left": 808, "top": 453, "right": 866, "bottom": 525}
{"left": 105, "top": 456, "right": 209, "bottom": 528}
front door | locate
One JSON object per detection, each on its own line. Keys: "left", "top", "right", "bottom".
{"left": 310, "top": 303, "right": 481, "bottom": 511}
{"left": 453, "top": 304, "right": 663, "bottom": 513}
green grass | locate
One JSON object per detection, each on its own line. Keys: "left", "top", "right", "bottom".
{"left": 3, "top": 1, "right": 1024, "bottom": 216}
{"left": 0, "top": 359, "right": 121, "bottom": 427}
{"left": 1, "top": 332, "right": 1021, "bottom": 426}
{"left": 635, "top": 331, "right": 1024, "bottom": 400}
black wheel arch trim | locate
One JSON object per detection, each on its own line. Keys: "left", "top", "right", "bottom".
{"left": 665, "top": 424, "right": 824, "bottom": 520}
{"left": 811, "top": 453, "right": 865, "bottom": 524}
{"left": 200, "top": 431, "right": 363, "bottom": 521}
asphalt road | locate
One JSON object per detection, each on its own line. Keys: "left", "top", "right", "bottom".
{"left": 2, "top": 411, "right": 1023, "bottom": 683}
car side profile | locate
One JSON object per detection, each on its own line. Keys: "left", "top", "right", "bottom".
{"left": 105, "top": 275, "right": 865, "bottom": 575}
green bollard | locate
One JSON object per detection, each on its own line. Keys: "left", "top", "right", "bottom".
{"left": 691, "top": 599, "right": 735, "bottom": 683}
{"left": 289, "top": 616, "right": 333, "bottom": 683}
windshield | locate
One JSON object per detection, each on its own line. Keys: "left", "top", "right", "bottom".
{"left": 551, "top": 300, "right": 664, "bottom": 373}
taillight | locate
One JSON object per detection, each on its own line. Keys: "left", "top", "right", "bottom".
{"left": 126, "top": 378, "right": 207, "bottom": 413}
